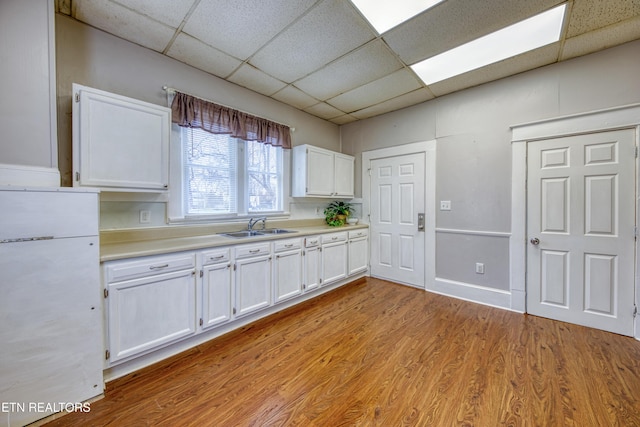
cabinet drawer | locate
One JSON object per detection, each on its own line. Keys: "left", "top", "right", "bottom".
{"left": 235, "top": 242, "right": 271, "bottom": 259}
{"left": 201, "top": 247, "right": 231, "bottom": 265}
{"left": 321, "top": 232, "right": 347, "bottom": 244}
{"left": 305, "top": 236, "right": 321, "bottom": 248}
{"left": 105, "top": 253, "right": 195, "bottom": 283}
{"left": 348, "top": 229, "right": 368, "bottom": 240}
{"left": 274, "top": 238, "right": 302, "bottom": 253}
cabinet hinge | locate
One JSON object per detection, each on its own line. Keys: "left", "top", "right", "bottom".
{"left": 103, "top": 289, "right": 109, "bottom": 298}
{"left": 75, "top": 92, "right": 80, "bottom": 103}
{"left": 105, "top": 349, "right": 110, "bottom": 360}
{"left": 199, "top": 318, "right": 203, "bottom": 326}
{"left": 200, "top": 270, "right": 203, "bottom": 278}
{"left": 635, "top": 146, "right": 638, "bottom": 158}
{"left": 634, "top": 305, "right": 638, "bottom": 318}
{"left": 233, "top": 307, "right": 237, "bottom": 315}
{"left": 233, "top": 263, "right": 237, "bottom": 271}
{"left": 75, "top": 171, "right": 80, "bottom": 182}
{"left": 368, "top": 168, "right": 371, "bottom": 176}
{"left": 319, "top": 278, "right": 323, "bottom": 284}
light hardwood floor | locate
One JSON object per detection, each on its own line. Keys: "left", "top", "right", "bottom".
{"left": 45, "top": 277, "right": 640, "bottom": 426}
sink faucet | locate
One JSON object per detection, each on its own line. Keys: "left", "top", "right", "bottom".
{"left": 247, "top": 217, "right": 267, "bottom": 231}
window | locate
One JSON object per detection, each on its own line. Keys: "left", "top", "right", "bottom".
{"left": 177, "top": 126, "right": 284, "bottom": 220}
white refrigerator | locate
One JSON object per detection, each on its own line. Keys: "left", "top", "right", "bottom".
{"left": 0, "top": 187, "right": 103, "bottom": 427}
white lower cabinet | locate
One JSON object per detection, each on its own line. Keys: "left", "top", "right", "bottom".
{"left": 234, "top": 242, "right": 272, "bottom": 317}
{"left": 348, "top": 229, "right": 369, "bottom": 275}
{"left": 200, "top": 248, "right": 233, "bottom": 330}
{"left": 273, "top": 238, "right": 303, "bottom": 303}
{"left": 303, "top": 236, "right": 322, "bottom": 292}
{"left": 321, "top": 232, "right": 348, "bottom": 285}
{"left": 103, "top": 228, "right": 368, "bottom": 366}
{"left": 104, "top": 253, "right": 197, "bottom": 364}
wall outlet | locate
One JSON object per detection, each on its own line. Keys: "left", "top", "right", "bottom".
{"left": 440, "top": 200, "right": 451, "bottom": 211}
{"left": 139, "top": 210, "right": 151, "bottom": 223}
{"left": 475, "top": 262, "right": 485, "bottom": 274}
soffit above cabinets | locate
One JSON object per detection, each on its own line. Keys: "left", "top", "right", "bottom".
{"left": 57, "top": 0, "right": 640, "bottom": 125}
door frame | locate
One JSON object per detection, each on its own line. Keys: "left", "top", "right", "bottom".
{"left": 510, "top": 103, "right": 640, "bottom": 338}
{"left": 362, "top": 140, "right": 436, "bottom": 289}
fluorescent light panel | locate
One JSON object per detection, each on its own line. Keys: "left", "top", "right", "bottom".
{"left": 411, "top": 4, "right": 567, "bottom": 85}
{"left": 351, "top": 0, "right": 445, "bottom": 34}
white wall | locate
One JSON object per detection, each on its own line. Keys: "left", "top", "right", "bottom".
{"left": 342, "top": 40, "right": 640, "bottom": 297}
{"left": 55, "top": 15, "right": 341, "bottom": 228}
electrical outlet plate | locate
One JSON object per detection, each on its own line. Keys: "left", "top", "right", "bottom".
{"left": 139, "top": 210, "right": 151, "bottom": 223}
{"left": 475, "top": 262, "right": 485, "bottom": 274}
{"left": 440, "top": 200, "right": 451, "bottom": 211}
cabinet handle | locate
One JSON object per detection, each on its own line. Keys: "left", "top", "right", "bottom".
{"left": 284, "top": 244, "right": 294, "bottom": 248}
{"left": 332, "top": 236, "right": 338, "bottom": 240}
{"left": 249, "top": 249, "right": 261, "bottom": 254}
{"left": 209, "top": 254, "right": 225, "bottom": 261}
{"left": 149, "top": 264, "right": 169, "bottom": 270}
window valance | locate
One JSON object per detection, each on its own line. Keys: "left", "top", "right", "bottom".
{"left": 171, "top": 91, "right": 291, "bottom": 149}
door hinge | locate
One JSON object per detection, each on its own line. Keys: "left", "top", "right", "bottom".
{"left": 103, "top": 289, "right": 109, "bottom": 298}
{"left": 634, "top": 305, "right": 638, "bottom": 318}
{"left": 75, "top": 92, "right": 80, "bottom": 103}
{"left": 199, "top": 318, "right": 203, "bottom": 326}
{"left": 105, "top": 349, "right": 110, "bottom": 360}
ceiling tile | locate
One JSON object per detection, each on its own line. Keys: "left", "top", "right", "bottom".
{"left": 350, "top": 89, "right": 434, "bottom": 119}
{"left": 428, "top": 43, "right": 561, "bottom": 97}
{"left": 166, "top": 33, "right": 242, "bottom": 78}
{"left": 294, "top": 40, "right": 404, "bottom": 100}
{"left": 384, "top": 0, "right": 562, "bottom": 65}
{"left": 567, "top": 0, "right": 640, "bottom": 37}
{"left": 271, "top": 85, "right": 318, "bottom": 109}
{"left": 327, "top": 69, "right": 422, "bottom": 113}
{"left": 74, "top": 0, "right": 177, "bottom": 52}
{"left": 304, "top": 102, "right": 345, "bottom": 120}
{"left": 330, "top": 114, "right": 359, "bottom": 125}
{"left": 111, "top": 0, "right": 195, "bottom": 28}
{"left": 182, "top": 0, "right": 316, "bottom": 60}
{"left": 227, "top": 64, "right": 288, "bottom": 96}
{"left": 249, "top": 0, "right": 376, "bottom": 83}
{"left": 561, "top": 16, "right": 640, "bottom": 60}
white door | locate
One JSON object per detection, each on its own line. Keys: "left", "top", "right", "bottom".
{"left": 527, "top": 129, "right": 636, "bottom": 336}
{"left": 369, "top": 153, "right": 426, "bottom": 287}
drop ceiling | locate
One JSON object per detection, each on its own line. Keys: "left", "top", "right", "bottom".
{"left": 56, "top": 0, "right": 640, "bottom": 125}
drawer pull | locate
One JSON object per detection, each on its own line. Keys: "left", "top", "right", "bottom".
{"left": 284, "top": 244, "right": 294, "bottom": 248}
{"left": 149, "top": 264, "right": 169, "bottom": 270}
{"left": 209, "top": 255, "right": 225, "bottom": 261}
{"left": 332, "top": 236, "right": 338, "bottom": 240}
{"left": 249, "top": 249, "right": 261, "bottom": 254}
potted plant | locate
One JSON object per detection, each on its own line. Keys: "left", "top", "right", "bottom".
{"left": 324, "top": 201, "right": 353, "bottom": 226}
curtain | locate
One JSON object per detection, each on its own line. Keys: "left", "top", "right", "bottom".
{"left": 171, "top": 91, "right": 291, "bottom": 149}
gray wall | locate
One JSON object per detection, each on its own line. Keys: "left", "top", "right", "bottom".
{"left": 341, "top": 40, "right": 640, "bottom": 291}
{"left": 55, "top": 15, "right": 341, "bottom": 227}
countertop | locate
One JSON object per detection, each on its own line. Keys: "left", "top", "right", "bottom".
{"left": 100, "top": 220, "right": 368, "bottom": 262}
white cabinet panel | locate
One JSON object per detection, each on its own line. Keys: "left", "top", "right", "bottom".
{"left": 234, "top": 244, "right": 272, "bottom": 317}
{"left": 321, "top": 232, "right": 348, "bottom": 285}
{"left": 348, "top": 230, "right": 369, "bottom": 275}
{"left": 304, "top": 236, "right": 322, "bottom": 292}
{"left": 72, "top": 83, "right": 170, "bottom": 191}
{"left": 202, "top": 261, "right": 233, "bottom": 329}
{"left": 292, "top": 144, "right": 354, "bottom": 198}
{"left": 274, "top": 238, "right": 303, "bottom": 303}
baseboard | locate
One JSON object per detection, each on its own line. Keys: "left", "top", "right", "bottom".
{"left": 428, "top": 277, "right": 512, "bottom": 311}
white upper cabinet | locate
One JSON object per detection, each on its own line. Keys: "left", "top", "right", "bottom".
{"left": 72, "top": 84, "right": 170, "bottom": 191}
{"left": 292, "top": 144, "right": 354, "bottom": 198}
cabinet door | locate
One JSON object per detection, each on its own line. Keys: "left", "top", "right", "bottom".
{"left": 306, "top": 147, "right": 334, "bottom": 196}
{"left": 202, "top": 262, "right": 233, "bottom": 329}
{"left": 321, "top": 241, "right": 348, "bottom": 285}
{"left": 235, "top": 255, "right": 271, "bottom": 317}
{"left": 107, "top": 269, "right": 196, "bottom": 363}
{"left": 73, "top": 84, "right": 170, "bottom": 191}
{"left": 274, "top": 249, "right": 303, "bottom": 303}
{"left": 304, "top": 246, "right": 321, "bottom": 292}
{"left": 349, "top": 237, "right": 369, "bottom": 275}
{"left": 334, "top": 153, "right": 354, "bottom": 197}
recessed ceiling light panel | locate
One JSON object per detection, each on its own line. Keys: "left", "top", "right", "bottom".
{"left": 351, "top": 0, "right": 445, "bottom": 34}
{"left": 411, "top": 3, "right": 567, "bottom": 85}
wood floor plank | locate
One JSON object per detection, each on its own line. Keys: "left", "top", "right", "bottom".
{"left": 44, "top": 278, "right": 640, "bottom": 427}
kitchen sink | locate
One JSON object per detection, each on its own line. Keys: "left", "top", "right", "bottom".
{"left": 220, "top": 229, "right": 297, "bottom": 238}
{"left": 259, "top": 228, "right": 297, "bottom": 234}
{"left": 221, "top": 230, "right": 265, "bottom": 238}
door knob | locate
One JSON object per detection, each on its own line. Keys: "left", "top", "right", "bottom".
{"left": 530, "top": 237, "right": 540, "bottom": 245}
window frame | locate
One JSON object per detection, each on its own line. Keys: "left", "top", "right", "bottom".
{"left": 168, "top": 124, "right": 290, "bottom": 223}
